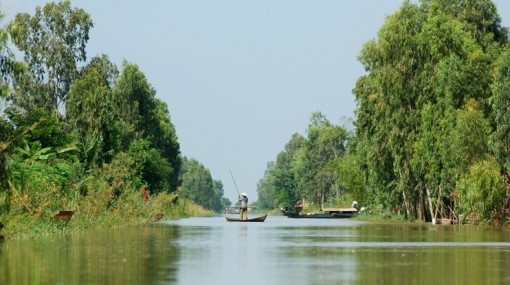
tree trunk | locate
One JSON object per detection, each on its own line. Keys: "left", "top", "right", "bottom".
{"left": 417, "top": 188, "right": 424, "bottom": 222}
{"left": 426, "top": 187, "right": 436, "bottom": 224}
{"left": 402, "top": 190, "right": 411, "bottom": 221}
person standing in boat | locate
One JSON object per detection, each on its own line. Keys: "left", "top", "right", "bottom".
{"left": 239, "top": 192, "right": 248, "bottom": 220}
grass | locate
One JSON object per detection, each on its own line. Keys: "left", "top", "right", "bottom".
{"left": 1, "top": 192, "right": 214, "bottom": 240}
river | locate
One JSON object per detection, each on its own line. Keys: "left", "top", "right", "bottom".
{"left": 1, "top": 215, "right": 510, "bottom": 284}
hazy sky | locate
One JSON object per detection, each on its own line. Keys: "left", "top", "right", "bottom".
{"left": 2, "top": 1, "right": 510, "bottom": 202}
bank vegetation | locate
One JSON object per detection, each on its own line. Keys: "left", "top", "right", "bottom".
{"left": 0, "top": 1, "right": 229, "bottom": 240}
{"left": 256, "top": 0, "right": 510, "bottom": 225}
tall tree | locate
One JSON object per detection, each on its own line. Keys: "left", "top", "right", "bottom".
{"left": 335, "top": 133, "right": 367, "bottom": 206}
{"left": 354, "top": 0, "right": 507, "bottom": 221}
{"left": 8, "top": 0, "right": 93, "bottom": 116}
{"left": 179, "top": 157, "right": 223, "bottom": 211}
{"left": 151, "top": 99, "right": 181, "bottom": 190}
{"left": 272, "top": 133, "right": 305, "bottom": 208}
{"left": 66, "top": 56, "right": 116, "bottom": 168}
{"left": 255, "top": 162, "right": 278, "bottom": 210}
{"left": 294, "top": 112, "right": 347, "bottom": 207}
{"left": 112, "top": 62, "right": 180, "bottom": 191}
{"left": 0, "top": 10, "right": 26, "bottom": 193}
{"left": 492, "top": 46, "right": 510, "bottom": 173}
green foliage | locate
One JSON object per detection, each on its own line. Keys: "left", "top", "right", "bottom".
{"left": 353, "top": 0, "right": 508, "bottom": 222}
{"left": 254, "top": 162, "right": 278, "bottom": 209}
{"left": 457, "top": 157, "right": 505, "bottom": 223}
{"left": 112, "top": 62, "right": 181, "bottom": 189}
{"left": 179, "top": 157, "right": 224, "bottom": 212}
{"left": 67, "top": 63, "right": 113, "bottom": 137}
{"left": 0, "top": 2, "right": 221, "bottom": 240}
{"left": 7, "top": 142, "right": 77, "bottom": 218}
{"left": 335, "top": 154, "right": 367, "bottom": 206}
{"left": 113, "top": 62, "right": 156, "bottom": 135}
{"left": 257, "top": 113, "right": 353, "bottom": 211}
{"left": 295, "top": 112, "right": 348, "bottom": 207}
{"left": 492, "top": 46, "right": 510, "bottom": 172}
{"left": 2, "top": 151, "right": 211, "bottom": 240}
{"left": 256, "top": 133, "right": 305, "bottom": 210}
{"left": 220, "top": 197, "right": 232, "bottom": 209}
{"left": 150, "top": 99, "right": 181, "bottom": 190}
{"left": 7, "top": 0, "right": 93, "bottom": 115}
{"left": 450, "top": 100, "right": 491, "bottom": 174}
{"left": 128, "top": 139, "right": 173, "bottom": 194}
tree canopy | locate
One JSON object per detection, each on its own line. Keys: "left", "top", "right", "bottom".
{"left": 258, "top": 0, "right": 510, "bottom": 224}
{"left": 353, "top": 0, "right": 509, "bottom": 222}
{"left": 256, "top": 112, "right": 355, "bottom": 210}
{"left": 0, "top": 1, "right": 227, "bottom": 236}
{"left": 8, "top": 0, "right": 93, "bottom": 116}
{"left": 179, "top": 157, "right": 230, "bottom": 212}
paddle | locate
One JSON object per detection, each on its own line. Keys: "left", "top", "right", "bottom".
{"left": 229, "top": 169, "right": 240, "bottom": 197}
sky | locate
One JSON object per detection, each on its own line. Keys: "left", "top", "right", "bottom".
{"left": 1, "top": 0, "right": 510, "bottom": 203}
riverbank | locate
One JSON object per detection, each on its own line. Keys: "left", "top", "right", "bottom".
{"left": 1, "top": 192, "right": 214, "bottom": 240}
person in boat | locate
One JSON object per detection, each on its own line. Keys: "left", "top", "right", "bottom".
{"left": 351, "top": 201, "right": 359, "bottom": 210}
{"left": 239, "top": 192, "right": 248, "bottom": 220}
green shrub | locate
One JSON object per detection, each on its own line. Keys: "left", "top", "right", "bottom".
{"left": 457, "top": 157, "right": 505, "bottom": 223}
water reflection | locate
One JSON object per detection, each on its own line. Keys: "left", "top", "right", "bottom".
{"left": 2, "top": 216, "right": 510, "bottom": 284}
{"left": 0, "top": 225, "right": 180, "bottom": 285}
{"left": 166, "top": 217, "right": 362, "bottom": 285}
{"left": 165, "top": 217, "right": 510, "bottom": 285}
{"left": 354, "top": 223, "right": 510, "bottom": 285}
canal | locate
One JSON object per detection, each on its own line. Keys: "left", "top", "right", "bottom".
{"left": 2, "top": 216, "right": 510, "bottom": 284}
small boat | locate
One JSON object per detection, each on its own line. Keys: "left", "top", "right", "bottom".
{"left": 281, "top": 207, "right": 357, "bottom": 219}
{"left": 53, "top": 210, "right": 74, "bottom": 222}
{"left": 225, "top": 214, "right": 268, "bottom": 222}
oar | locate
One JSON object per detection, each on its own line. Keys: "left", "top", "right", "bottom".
{"left": 229, "top": 169, "right": 240, "bottom": 197}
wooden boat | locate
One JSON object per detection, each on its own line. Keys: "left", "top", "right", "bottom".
{"left": 281, "top": 207, "right": 357, "bottom": 219}
{"left": 434, "top": 218, "right": 459, "bottom": 225}
{"left": 225, "top": 214, "right": 268, "bottom": 222}
{"left": 53, "top": 210, "right": 74, "bottom": 222}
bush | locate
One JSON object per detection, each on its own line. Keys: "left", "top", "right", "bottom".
{"left": 457, "top": 157, "right": 505, "bottom": 223}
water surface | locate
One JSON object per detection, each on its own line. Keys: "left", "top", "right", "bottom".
{"left": 1, "top": 216, "right": 510, "bottom": 284}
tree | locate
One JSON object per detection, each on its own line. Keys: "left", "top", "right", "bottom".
{"left": 127, "top": 139, "right": 173, "bottom": 194}
{"left": 457, "top": 157, "right": 505, "bottom": 223}
{"left": 66, "top": 57, "right": 114, "bottom": 168}
{"left": 151, "top": 99, "right": 181, "bottom": 190}
{"left": 258, "top": 113, "right": 351, "bottom": 211}
{"left": 353, "top": 0, "right": 507, "bottom": 221}
{"left": 265, "top": 133, "right": 306, "bottom": 209}
{"left": 179, "top": 157, "right": 223, "bottom": 212}
{"left": 335, "top": 134, "right": 367, "bottom": 206}
{"left": 111, "top": 62, "right": 180, "bottom": 191}
{"left": 294, "top": 112, "right": 347, "bottom": 208}
{"left": 0, "top": 10, "right": 29, "bottom": 210}
{"left": 8, "top": 0, "right": 93, "bottom": 116}
{"left": 212, "top": 180, "right": 226, "bottom": 212}
{"left": 113, "top": 62, "right": 156, "bottom": 136}
{"left": 492, "top": 46, "right": 510, "bottom": 172}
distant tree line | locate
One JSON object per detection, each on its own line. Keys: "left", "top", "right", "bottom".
{"left": 0, "top": 0, "right": 227, "bottom": 229}
{"left": 257, "top": 0, "right": 510, "bottom": 224}
{"left": 180, "top": 157, "right": 231, "bottom": 212}
{"left": 256, "top": 112, "right": 360, "bottom": 211}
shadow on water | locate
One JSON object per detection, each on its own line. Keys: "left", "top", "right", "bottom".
{"left": 2, "top": 216, "right": 510, "bottom": 284}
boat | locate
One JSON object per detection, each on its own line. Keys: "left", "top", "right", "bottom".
{"left": 281, "top": 207, "right": 357, "bottom": 219}
{"left": 225, "top": 214, "right": 268, "bottom": 222}
{"left": 53, "top": 210, "right": 74, "bottom": 222}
